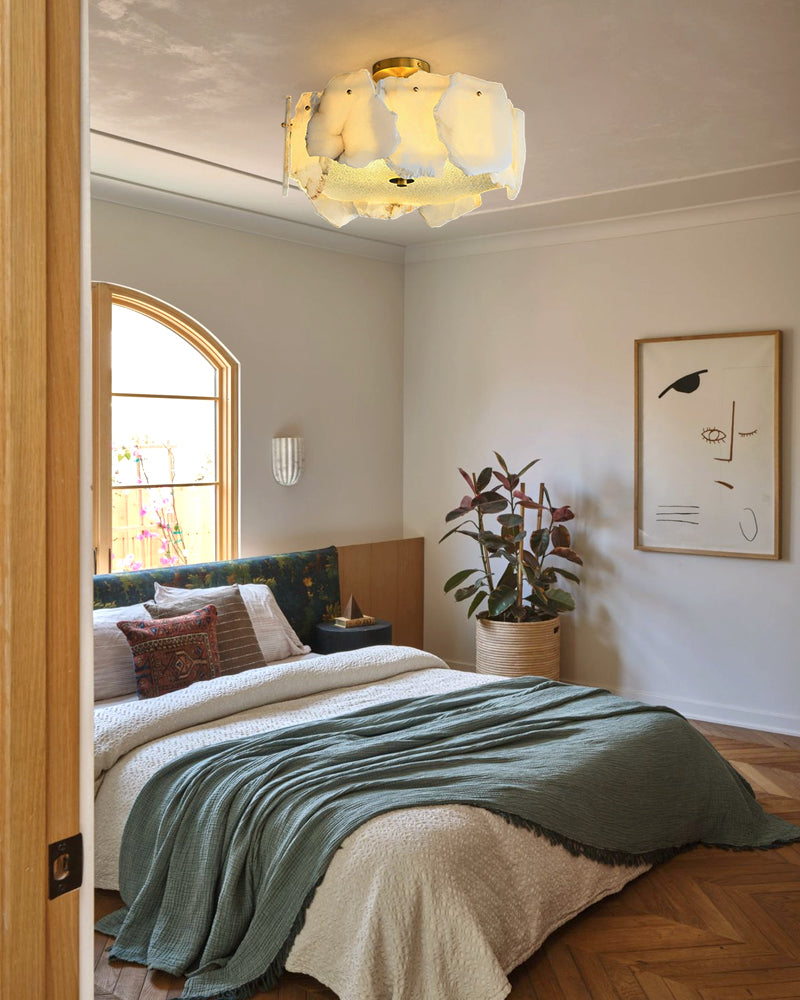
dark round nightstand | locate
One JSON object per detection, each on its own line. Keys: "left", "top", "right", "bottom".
{"left": 312, "top": 620, "right": 392, "bottom": 654}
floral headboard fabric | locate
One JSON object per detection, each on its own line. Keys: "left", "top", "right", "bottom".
{"left": 93, "top": 546, "right": 340, "bottom": 646}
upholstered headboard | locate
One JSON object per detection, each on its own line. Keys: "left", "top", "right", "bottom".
{"left": 93, "top": 546, "right": 340, "bottom": 646}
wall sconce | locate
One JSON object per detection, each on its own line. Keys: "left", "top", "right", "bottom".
{"left": 272, "top": 436, "right": 304, "bottom": 486}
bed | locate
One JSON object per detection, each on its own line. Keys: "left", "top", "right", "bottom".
{"left": 94, "top": 546, "right": 800, "bottom": 1000}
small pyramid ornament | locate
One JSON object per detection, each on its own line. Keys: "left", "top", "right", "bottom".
{"left": 333, "top": 594, "right": 376, "bottom": 627}
{"left": 342, "top": 594, "right": 363, "bottom": 619}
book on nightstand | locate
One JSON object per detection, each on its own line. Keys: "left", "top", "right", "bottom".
{"left": 333, "top": 615, "right": 376, "bottom": 628}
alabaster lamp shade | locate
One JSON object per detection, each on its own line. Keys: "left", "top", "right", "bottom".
{"left": 272, "top": 437, "right": 304, "bottom": 487}
{"left": 286, "top": 58, "right": 525, "bottom": 229}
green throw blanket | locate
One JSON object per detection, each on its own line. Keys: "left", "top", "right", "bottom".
{"left": 97, "top": 677, "right": 800, "bottom": 1000}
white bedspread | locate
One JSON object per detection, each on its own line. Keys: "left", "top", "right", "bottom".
{"left": 95, "top": 646, "right": 647, "bottom": 1000}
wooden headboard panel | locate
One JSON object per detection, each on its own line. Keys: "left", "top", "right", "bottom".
{"left": 336, "top": 538, "right": 424, "bottom": 649}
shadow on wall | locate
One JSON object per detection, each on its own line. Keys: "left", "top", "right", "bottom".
{"left": 560, "top": 474, "right": 626, "bottom": 691}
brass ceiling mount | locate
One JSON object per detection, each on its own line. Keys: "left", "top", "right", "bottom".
{"left": 372, "top": 57, "right": 431, "bottom": 82}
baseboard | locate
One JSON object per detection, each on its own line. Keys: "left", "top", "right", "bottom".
{"left": 449, "top": 660, "right": 800, "bottom": 736}
{"left": 446, "top": 659, "right": 477, "bottom": 673}
{"left": 589, "top": 683, "right": 800, "bottom": 738}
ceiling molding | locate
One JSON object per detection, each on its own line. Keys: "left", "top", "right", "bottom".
{"left": 405, "top": 159, "right": 800, "bottom": 245}
{"left": 91, "top": 128, "right": 800, "bottom": 264}
{"left": 90, "top": 174, "right": 406, "bottom": 263}
{"left": 404, "top": 189, "right": 800, "bottom": 263}
{"left": 92, "top": 172, "right": 800, "bottom": 266}
{"left": 90, "top": 129, "right": 419, "bottom": 253}
{"left": 91, "top": 130, "right": 800, "bottom": 252}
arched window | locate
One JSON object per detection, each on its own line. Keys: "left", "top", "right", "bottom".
{"left": 92, "top": 283, "right": 239, "bottom": 573}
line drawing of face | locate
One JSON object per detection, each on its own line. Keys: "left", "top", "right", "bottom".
{"left": 657, "top": 369, "right": 762, "bottom": 490}
{"left": 641, "top": 336, "right": 774, "bottom": 554}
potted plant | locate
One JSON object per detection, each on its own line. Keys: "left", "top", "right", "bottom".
{"left": 440, "top": 452, "right": 582, "bottom": 678}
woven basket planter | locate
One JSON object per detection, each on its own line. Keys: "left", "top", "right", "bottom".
{"left": 475, "top": 616, "right": 561, "bottom": 679}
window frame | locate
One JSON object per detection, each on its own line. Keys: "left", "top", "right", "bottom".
{"left": 92, "top": 282, "right": 239, "bottom": 573}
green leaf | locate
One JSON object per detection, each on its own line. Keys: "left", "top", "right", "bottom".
{"left": 493, "top": 451, "right": 509, "bottom": 474}
{"left": 529, "top": 585, "right": 549, "bottom": 606}
{"left": 467, "top": 590, "right": 487, "bottom": 618}
{"left": 546, "top": 588, "right": 576, "bottom": 611}
{"left": 445, "top": 506, "right": 470, "bottom": 523}
{"left": 523, "top": 563, "right": 540, "bottom": 587}
{"left": 444, "top": 568, "right": 482, "bottom": 593}
{"left": 498, "top": 513, "right": 524, "bottom": 527}
{"left": 497, "top": 562, "right": 517, "bottom": 590}
{"left": 553, "top": 566, "right": 581, "bottom": 584}
{"left": 475, "top": 490, "right": 505, "bottom": 504}
{"left": 487, "top": 586, "right": 517, "bottom": 617}
{"left": 454, "top": 583, "right": 479, "bottom": 601}
{"left": 457, "top": 530, "right": 484, "bottom": 542}
{"left": 476, "top": 499, "right": 508, "bottom": 515}
{"left": 478, "top": 530, "right": 505, "bottom": 546}
{"left": 529, "top": 528, "right": 549, "bottom": 557}
{"left": 475, "top": 466, "right": 493, "bottom": 492}
{"left": 516, "top": 458, "right": 540, "bottom": 478}
{"left": 438, "top": 523, "right": 476, "bottom": 543}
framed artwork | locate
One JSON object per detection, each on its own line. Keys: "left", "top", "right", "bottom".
{"left": 635, "top": 331, "right": 781, "bottom": 559}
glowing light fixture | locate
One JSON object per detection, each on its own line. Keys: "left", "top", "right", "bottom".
{"left": 282, "top": 57, "right": 525, "bottom": 229}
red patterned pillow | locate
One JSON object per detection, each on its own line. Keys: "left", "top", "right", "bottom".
{"left": 116, "top": 604, "right": 221, "bottom": 699}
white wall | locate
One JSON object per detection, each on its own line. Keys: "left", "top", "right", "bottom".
{"left": 404, "top": 205, "right": 800, "bottom": 734}
{"left": 91, "top": 199, "right": 405, "bottom": 555}
{"left": 92, "top": 195, "right": 800, "bottom": 733}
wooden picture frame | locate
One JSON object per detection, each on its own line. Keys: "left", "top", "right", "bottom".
{"left": 635, "top": 331, "right": 781, "bottom": 559}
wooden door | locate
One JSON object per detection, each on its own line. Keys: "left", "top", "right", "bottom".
{"left": 0, "top": 0, "right": 82, "bottom": 997}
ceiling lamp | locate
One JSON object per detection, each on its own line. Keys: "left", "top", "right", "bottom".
{"left": 282, "top": 57, "right": 525, "bottom": 229}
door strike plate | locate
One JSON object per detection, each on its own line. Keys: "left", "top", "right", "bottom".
{"left": 48, "top": 833, "right": 83, "bottom": 899}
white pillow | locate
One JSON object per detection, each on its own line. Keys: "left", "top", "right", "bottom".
{"left": 93, "top": 603, "right": 152, "bottom": 702}
{"left": 153, "top": 581, "right": 309, "bottom": 664}
{"left": 240, "top": 583, "right": 309, "bottom": 659}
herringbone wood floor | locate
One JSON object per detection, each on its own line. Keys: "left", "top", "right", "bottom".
{"left": 95, "top": 720, "right": 800, "bottom": 1000}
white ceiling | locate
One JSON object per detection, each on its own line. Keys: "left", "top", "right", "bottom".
{"left": 89, "top": 0, "right": 800, "bottom": 248}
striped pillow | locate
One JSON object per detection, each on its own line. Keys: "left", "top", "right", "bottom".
{"left": 94, "top": 602, "right": 152, "bottom": 701}
{"left": 145, "top": 583, "right": 265, "bottom": 676}
{"left": 238, "top": 583, "right": 308, "bottom": 661}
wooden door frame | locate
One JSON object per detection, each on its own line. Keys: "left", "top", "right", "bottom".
{"left": 0, "top": 0, "right": 82, "bottom": 998}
